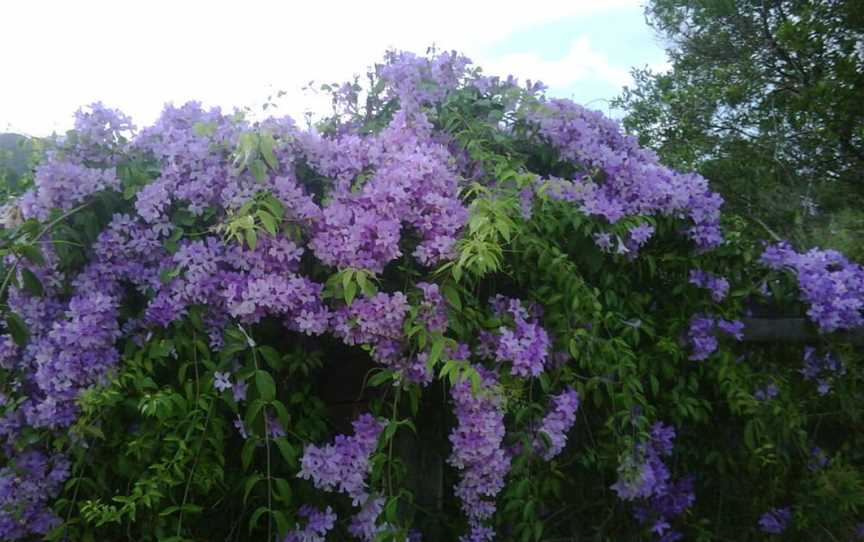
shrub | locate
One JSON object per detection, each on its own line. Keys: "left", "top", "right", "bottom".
{"left": 0, "top": 49, "right": 862, "bottom": 541}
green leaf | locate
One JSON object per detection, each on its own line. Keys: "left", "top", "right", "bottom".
{"left": 356, "top": 272, "right": 377, "bottom": 297}
{"left": 344, "top": 280, "right": 357, "bottom": 305}
{"left": 274, "top": 478, "right": 292, "bottom": 505}
{"left": 368, "top": 370, "right": 394, "bottom": 387}
{"left": 257, "top": 345, "right": 282, "bottom": 369}
{"left": 383, "top": 421, "right": 399, "bottom": 443}
{"left": 159, "top": 266, "right": 180, "bottom": 284}
{"left": 272, "top": 510, "right": 290, "bottom": 537}
{"left": 21, "top": 268, "right": 43, "bottom": 296}
{"left": 256, "top": 210, "right": 277, "bottom": 236}
{"left": 260, "top": 134, "right": 279, "bottom": 170}
{"left": 6, "top": 312, "right": 29, "bottom": 346}
{"left": 275, "top": 438, "right": 297, "bottom": 467}
{"left": 193, "top": 121, "right": 216, "bottom": 137}
{"left": 241, "top": 438, "right": 257, "bottom": 470}
{"left": 442, "top": 283, "right": 461, "bottom": 310}
{"left": 18, "top": 244, "right": 45, "bottom": 266}
{"left": 245, "top": 228, "right": 258, "bottom": 250}
{"left": 248, "top": 505, "right": 269, "bottom": 534}
{"left": 243, "top": 474, "right": 263, "bottom": 505}
{"left": 262, "top": 195, "right": 284, "bottom": 220}
{"left": 341, "top": 269, "right": 353, "bottom": 291}
{"left": 255, "top": 370, "right": 276, "bottom": 402}
{"left": 245, "top": 399, "right": 265, "bottom": 429}
{"left": 248, "top": 159, "right": 266, "bottom": 182}
{"left": 428, "top": 336, "right": 445, "bottom": 366}
{"left": 270, "top": 400, "right": 291, "bottom": 428}
{"left": 384, "top": 497, "right": 399, "bottom": 523}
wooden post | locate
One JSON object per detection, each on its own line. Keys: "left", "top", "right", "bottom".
{"left": 740, "top": 318, "right": 864, "bottom": 345}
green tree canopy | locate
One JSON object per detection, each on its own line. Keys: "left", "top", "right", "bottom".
{"left": 615, "top": 0, "right": 864, "bottom": 256}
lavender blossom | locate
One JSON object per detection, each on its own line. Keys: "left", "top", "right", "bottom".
{"left": 534, "top": 387, "right": 580, "bottom": 460}
{"left": 449, "top": 367, "right": 510, "bottom": 539}
{"left": 758, "top": 507, "right": 792, "bottom": 534}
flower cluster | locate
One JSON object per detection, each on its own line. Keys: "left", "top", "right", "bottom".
{"left": 298, "top": 413, "right": 383, "bottom": 504}
{"left": 377, "top": 49, "right": 472, "bottom": 109}
{"left": 760, "top": 242, "right": 864, "bottom": 332}
{"left": 533, "top": 387, "right": 580, "bottom": 460}
{"left": 758, "top": 507, "right": 792, "bottom": 534}
{"left": 688, "top": 269, "right": 730, "bottom": 302}
{"left": 307, "top": 109, "right": 468, "bottom": 272}
{"left": 331, "top": 291, "right": 409, "bottom": 365}
{"left": 754, "top": 383, "right": 779, "bottom": 402}
{"left": 686, "top": 314, "right": 743, "bottom": 361}
{"left": 527, "top": 99, "right": 724, "bottom": 251}
{"left": 20, "top": 160, "right": 119, "bottom": 221}
{"left": 612, "top": 423, "right": 694, "bottom": 540}
{"left": 478, "top": 296, "right": 551, "bottom": 377}
{"left": 348, "top": 495, "right": 386, "bottom": 541}
{"left": 632, "top": 477, "right": 695, "bottom": 542}
{"left": 0, "top": 450, "right": 70, "bottom": 540}
{"left": 448, "top": 367, "right": 510, "bottom": 541}
{"left": 298, "top": 414, "right": 384, "bottom": 540}
{"left": 416, "top": 282, "right": 448, "bottom": 334}
{"left": 283, "top": 505, "right": 337, "bottom": 542}
{"left": 29, "top": 290, "right": 121, "bottom": 428}
{"left": 801, "top": 347, "right": 845, "bottom": 395}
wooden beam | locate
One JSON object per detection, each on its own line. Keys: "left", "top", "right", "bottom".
{"left": 741, "top": 318, "right": 864, "bottom": 345}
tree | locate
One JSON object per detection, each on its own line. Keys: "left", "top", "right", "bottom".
{"left": 615, "top": 0, "right": 864, "bottom": 257}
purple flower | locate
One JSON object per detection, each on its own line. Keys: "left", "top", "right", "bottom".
{"left": 758, "top": 507, "right": 791, "bottom": 534}
{"left": 754, "top": 383, "right": 779, "bottom": 402}
{"left": 298, "top": 413, "right": 383, "bottom": 505}
{"left": 479, "top": 296, "right": 551, "bottom": 377}
{"left": 232, "top": 380, "right": 248, "bottom": 402}
{"left": 214, "top": 372, "right": 232, "bottom": 392}
{"left": 687, "top": 315, "right": 718, "bottom": 361}
{"left": 234, "top": 415, "right": 249, "bottom": 440}
{"left": 688, "top": 269, "right": 730, "bottom": 302}
{"left": 283, "top": 506, "right": 336, "bottom": 542}
{"left": 687, "top": 315, "right": 744, "bottom": 360}
{"left": 534, "top": 388, "right": 580, "bottom": 460}
{"left": 348, "top": 495, "right": 386, "bottom": 542}
{"left": 449, "top": 367, "right": 510, "bottom": 538}
{"left": 629, "top": 224, "right": 655, "bottom": 247}
{"left": 594, "top": 232, "right": 613, "bottom": 251}
{"left": 611, "top": 423, "right": 675, "bottom": 501}
{"left": 800, "top": 347, "right": 845, "bottom": 396}
{"left": 524, "top": 99, "right": 723, "bottom": 251}
{"left": 20, "top": 159, "right": 120, "bottom": 221}
{"left": 614, "top": 423, "right": 694, "bottom": 540}
{"left": 717, "top": 319, "right": 744, "bottom": 341}
{"left": 0, "top": 450, "right": 69, "bottom": 540}
{"left": 760, "top": 243, "right": 864, "bottom": 332}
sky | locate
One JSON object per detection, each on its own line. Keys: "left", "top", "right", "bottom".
{"left": 0, "top": 0, "right": 668, "bottom": 136}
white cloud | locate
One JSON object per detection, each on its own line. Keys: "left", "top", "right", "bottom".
{"left": 0, "top": 0, "right": 648, "bottom": 135}
{"left": 480, "top": 36, "right": 632, "bottom": 91}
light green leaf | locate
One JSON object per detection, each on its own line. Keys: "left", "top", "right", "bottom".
{"left": 255, "top": 370, "right": 276, "bottom": 402}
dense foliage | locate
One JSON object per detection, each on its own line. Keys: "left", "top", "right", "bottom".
{"left": 0, "top": 48, "right": 862, "bottom": 541}
{"left": 615, "top": 0, "right": 864, "bottom": 258}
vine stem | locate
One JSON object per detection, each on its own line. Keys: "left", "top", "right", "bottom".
{"left": 177, "top": 330, "right": 212, "bottom": 537}
{"left": 177, "top": 399, "right": 213, "bottom": 536}
{"left": 62, "top": 455, "right": 85, "bottom": 541}
{"left": 751, "top": 215, "right": 783, "bottom": 242}
{"left": 388, "top": 386, "right": 401, "bottom": 499}
{"left": 241, "top": 324, "right": 273, "bottom": 542}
